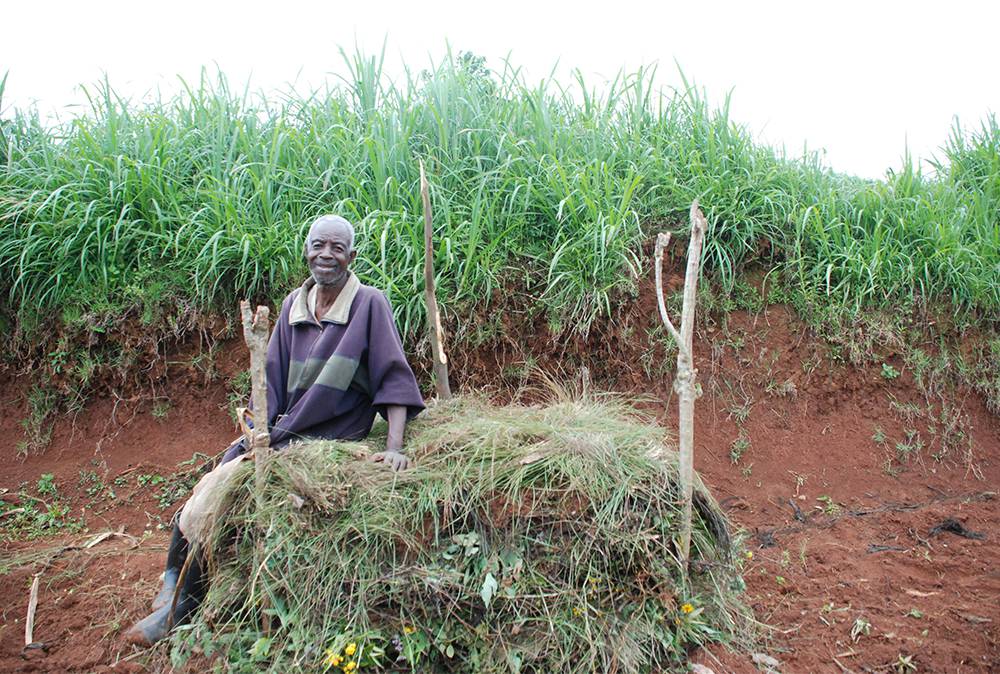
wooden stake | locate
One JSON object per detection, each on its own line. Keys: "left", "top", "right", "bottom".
{"left": 654, "top": 201, "right": 708, "bottom": 567}
{"left": 420, "top": 160, "right": 452, "bottom": 399}
{"left": 167, "top": 545, "right": 196, "bottom": 630}
{"left": 24, "top": 573, "right": 40, "bottom": 647}
{"left": 240, "top": 300, "right": 272, "bottom": 633}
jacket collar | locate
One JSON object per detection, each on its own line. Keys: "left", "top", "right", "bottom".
{"left": 289, "top": 272, "right": 360, "bottom": 326}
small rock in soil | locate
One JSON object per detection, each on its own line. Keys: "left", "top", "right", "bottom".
{"left": 751, "top": 652, "right": 781, "bottom": 672}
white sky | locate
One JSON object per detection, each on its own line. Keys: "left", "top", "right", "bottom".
{"left": 3, "top": 0, "right": 997, "bottom": 178}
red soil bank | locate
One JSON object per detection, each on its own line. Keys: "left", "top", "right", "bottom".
{"left": 1, "top": 305, "right": 997, "bottom": 672}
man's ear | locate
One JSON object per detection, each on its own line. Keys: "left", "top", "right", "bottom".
{"left": 349, "top": 249, "right": 358, "bottom": 264}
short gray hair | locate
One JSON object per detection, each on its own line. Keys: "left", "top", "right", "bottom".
{"left": 307, "top": 215, "right": 355, "bottom": 251}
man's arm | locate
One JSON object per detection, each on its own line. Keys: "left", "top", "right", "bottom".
{"left": 263, "top": 294, "right": 294, "bottom": 430}
{"left": 366, "top": 290, "right": 425, "bottom": 471}
{"left": 385, "top": 404, "right": 407, "bottom": 452}
{"left": 371, "top": 404, "right": 410, "bottom": 471}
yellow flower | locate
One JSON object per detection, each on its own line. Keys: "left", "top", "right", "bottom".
{"left": 572, "top": 607, "right": 584, "bottom": 617}
{"left": 345, "top": 643, "right": 357, "bottom": 657}
{"left": 403, "top": 625, "right": 416, "bottom": 635}
{"left": 681, "top": 603, "right": 695, "bottom": 614}
{"left": 324, "top": 649, "right": 342, "bottom": 667}
{"left": 746, "top": 551, "right": 754, "bottom": 560}
{"left": 343, "top": 662, "right": 357, "bottom": 672}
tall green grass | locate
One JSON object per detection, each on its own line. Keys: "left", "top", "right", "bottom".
{"left": 1, "top": 50, "right": 997, "bottom": 341}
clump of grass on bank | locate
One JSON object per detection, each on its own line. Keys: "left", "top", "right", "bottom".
{"left": 168, "top": 394, "right": 750, "bottom": 673}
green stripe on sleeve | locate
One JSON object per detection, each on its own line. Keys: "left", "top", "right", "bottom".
{"left": 287, "top": 355, "right": 360, "bottom": 393}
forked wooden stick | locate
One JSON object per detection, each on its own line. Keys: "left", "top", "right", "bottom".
{"left": 654, "top": 201, "right": 708, "bottom": 567}
{"left": 239, "top": 300, "right": 272, "bottom": 633}
{"left": 420, "top": 160, "right": 452, "bottom": 399}
{"left": 240, "top": 301, "right": 271, "bottom": 466}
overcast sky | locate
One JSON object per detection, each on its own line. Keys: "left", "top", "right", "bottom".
{"left": 3, "top": 0, "right": 997, "bottom": 178}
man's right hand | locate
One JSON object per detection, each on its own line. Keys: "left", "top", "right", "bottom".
{"left": 370, "top": 450, "right": 411, "bottom": 471}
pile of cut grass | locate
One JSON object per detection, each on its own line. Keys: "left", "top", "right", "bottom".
{"left": 169, "top": 394, "right": 750, "bottom": 673}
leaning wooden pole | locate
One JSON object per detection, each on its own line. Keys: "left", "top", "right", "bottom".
{"left": 420, "top": 160, "right": 452, "bottom": 399}
{"left": 653, "top": 201, "right": 707, "bottom": 567}
{"left": 240, "top": 301, "right": 272, "bottom": 504}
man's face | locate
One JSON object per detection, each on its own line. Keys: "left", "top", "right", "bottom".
{"left": 305, "top": 220, "right": 356, "bottom": 287}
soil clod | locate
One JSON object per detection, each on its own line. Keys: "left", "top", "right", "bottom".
{"left": 929, "top": 518, "right": 985, "bottom": 540}
{"left": 788, "top": 498, "right": 807, "bottom": 522}
{"left": 866, "top": 544, "right": 908, "bottom": 553}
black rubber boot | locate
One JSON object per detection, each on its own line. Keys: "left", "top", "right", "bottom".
{"left": 171, "top": 551, "right": 206, "bottom": 627}
{"left": 125, "top": 535, "right": 205, "bottom": 646}
{"left": 123, "top": 603, "right": 172, "bottom": 645}
{"left": 150, "top": 525, "right": 187, "bottom": 611}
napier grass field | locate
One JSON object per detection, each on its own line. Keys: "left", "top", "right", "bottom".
{"left": 1, "top": 52, "right": 997, "bottom": 342}
{"left": 0, "top": 50, "right": 999, "bottom": 673}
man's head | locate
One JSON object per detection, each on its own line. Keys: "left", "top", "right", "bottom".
{"left": 304, "top": 215, "right": 357, "bottom": 287}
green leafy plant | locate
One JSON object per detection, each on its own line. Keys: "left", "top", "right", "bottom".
{"left": 152, "top": 399, "right": 171, "bottom": 420}
{"left": 895, "top": 429, "right": 924, "bottom": 462}
{"left": 36, "top": 473, "right": 57, "bottom": 497}
{"left": 816, "top": 495, "right": 841, "bottom": 516}
{"left": 727, "top": 399, "right": 753, "bottom": 425}
{"left": 851, "top": 616, "right": 871, "bottom": 642}
{"left": 226, "top": 370, "right": 252, "bottom": 423}
{"left": 78, "top": 470, "right": 106, "bottom": 498}
{"left": 894, "top": 653, "right": 917, "bottom": 673}
{"left": 137, "top": 473, "right": 166, "bottom": 488}
{"left": 730, "top": 434, "right": 751, "bottom": 464}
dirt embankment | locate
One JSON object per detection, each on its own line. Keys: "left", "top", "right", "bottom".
{"left": 1, "top": 304, "right": 998, "bottom": 673}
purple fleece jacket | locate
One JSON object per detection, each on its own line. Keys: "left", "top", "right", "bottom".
{"left": 221, "top": 275, "right": 425, "bottom": 462}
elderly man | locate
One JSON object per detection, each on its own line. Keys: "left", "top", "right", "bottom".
{"left": 125, "top": 215, "right": 425, "bottom": 645}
